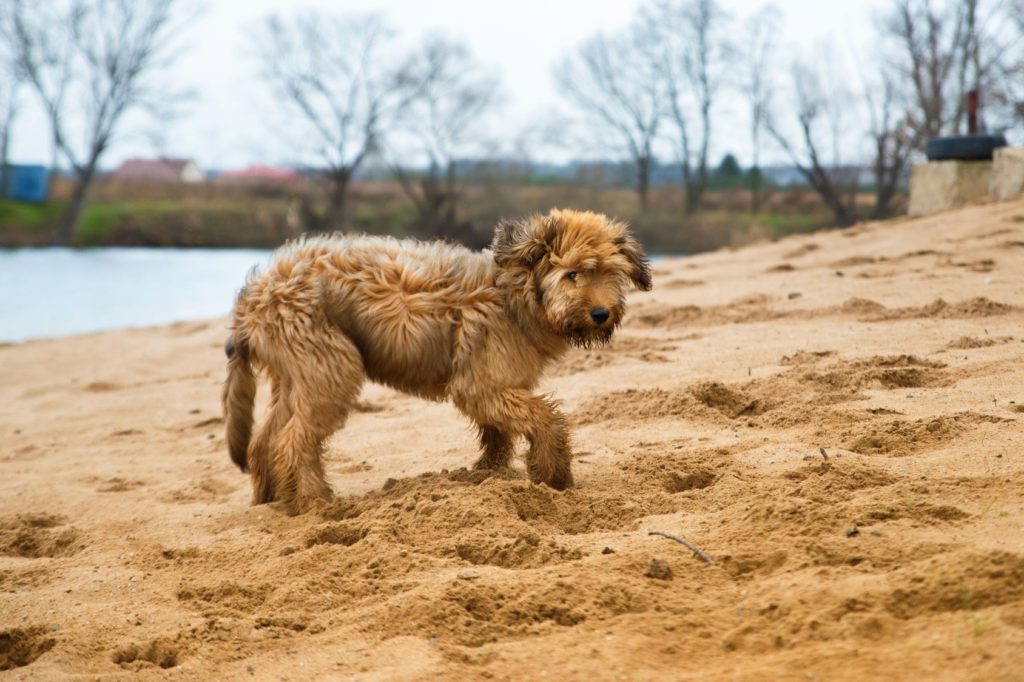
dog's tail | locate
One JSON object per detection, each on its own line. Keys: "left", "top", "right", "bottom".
{"left": 222, "top": 333, "right": 256, "bottom": 473}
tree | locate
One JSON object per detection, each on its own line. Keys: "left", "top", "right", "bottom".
{"left": 880, "top": 0, "right": 1016, "bottom": 144}
{"left": 554, "top": 26, "right": 665, "bottom": 212}
{"left": 861, "top": 68, "right": 913, "bottom": 220}
{"left": 768, "top": 56, "right": 859, "bottom": 227}
{"left": 11, "top": 0, "right": 188, "bottom": 245}
{"left": 253, "top": 11, "right": 409, "bottom": 232}
{"left": 741, "top": 4, "right": 780, "bottom": 214}
{"left": 0, "top": 5, "right": 23, "bottom": 198}
{"left": 881, "top": 0, "right": 958, "bottom": 144}
{"left": 1005, "top": 0, "right": 1024, "bottom": 124}
{"left": 714, "top": 153, "right": 741, "bottom": 179}
{"left": 643, "top": 0, "right": 731, "bottom": 214}
{"left": 390, "top": 37, "right": 498, "bottom": 245}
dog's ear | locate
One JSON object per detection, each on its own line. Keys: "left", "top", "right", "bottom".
{"left": 492, "top": 216, "right": 551, "bottom": 270}
{"left": 614, "top": 234, "right": 653, "bottom": 291}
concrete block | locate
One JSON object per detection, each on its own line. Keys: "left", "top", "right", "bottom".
{"left": 908, "top": 160, "right": 992, "bottom": 216}
{"left": 990, "top": 146, "right": 1024, "bottom": 201}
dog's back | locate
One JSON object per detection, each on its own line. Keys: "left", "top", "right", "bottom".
{"left": 237, "top": 234, "right": 502, "bottom": 399}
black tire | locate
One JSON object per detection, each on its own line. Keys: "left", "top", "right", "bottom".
{"left": 925, "top": 134, "right": 1007, "bottom": 161}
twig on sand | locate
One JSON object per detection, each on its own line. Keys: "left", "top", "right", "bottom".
{"left": 648, "top": 531, "right": 715, "bottom": 565}
{"left": 819, "top": 447, "right": 829, "bottom": 461}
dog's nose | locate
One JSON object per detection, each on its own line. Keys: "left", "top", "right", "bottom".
{"left": 590, "top": 308, "right": 610, "bottom": 325}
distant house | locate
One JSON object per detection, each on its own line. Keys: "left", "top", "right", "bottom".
{"left": 219, "top": 165, "right": 303, "bottom": 183}
{"left": 113, "top": 158, "right": 204, "bottom": 183}
{"left": 3, "top": 165, "right": 50, "bottom": 202}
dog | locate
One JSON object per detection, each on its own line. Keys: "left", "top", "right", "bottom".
{"left": 222, "top": 208, "right": 652, "bottom": 513}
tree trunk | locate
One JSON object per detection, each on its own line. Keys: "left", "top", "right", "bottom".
{"left": 683, "top": 161, "right": 706, "bottom": 215}
{"left": 53, "top": 159, "right": 98, "bottom": 246}
{"left": 680, "top": 161, "right": 692, "bottom": 214}
{"left": 325, "top": 169, "right": 352, "bottom": 231}
{"left": 750, "top": 165, "right": 761, "bottom": 214}
{"left": 685, "top": 180, "right": 703, "bottom": 214}
{"left": 0, "top": 122, "right": 8, "bottom": 199}
{"left": 872, "top": 165, "right": 901, "bottom": 220}
{"left": 636, "top": 156, "right": 650, "bottom": 213}
{"left": 443, "top": 160, "right": 457, "bottom": 226}
{"left": 823, "top": 190, "right": 855, "bottom": 227}
{"left": 0, "top": 96, "right": 14, "bottom": 199}
{"left": 872, "top": 187, "right": 895, "bottom": 220}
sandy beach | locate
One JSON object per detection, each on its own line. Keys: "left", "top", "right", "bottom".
{"left": 3, "top": 200, "right": 1024, "bottom": 680}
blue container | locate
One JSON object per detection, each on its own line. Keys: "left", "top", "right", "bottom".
{"left": 6, "top": 165, "right": 50, "bottom": 202}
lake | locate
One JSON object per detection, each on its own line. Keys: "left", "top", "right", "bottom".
{"left": 0, "top": 248, "right": 273, "bottom": 343}
{"left": 0, "top": 247, "right": 676, "bottom": 343}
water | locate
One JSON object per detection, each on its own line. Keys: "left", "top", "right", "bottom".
{"left": 0, "top": 248, "right": 680, "bottom": 344}
{"left": 0, "top": 248, "right": 273, "bottom": 343}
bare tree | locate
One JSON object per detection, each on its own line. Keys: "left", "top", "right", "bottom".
{"left": 643, "top": 0, "right": 731, "bottom": 214}
{"left": 11, "top": 0, "right": 187, "bottom": 245}
{"left": 390, "top": 37, "right": 498, "bottom": 245}
{"left": 741, "top": 4, "right": 780, "bottom": 214}
{"left": 768, "top": 57, "right": 859, "bottom": 227}
{"left": 1004, "top": 0, "right": 1024, "bottom": 124}
{"left": 253, "top": 11, "right": 409, "bottom": 232}
{"left": 0, "top": 5, "right": 23, "bottom": 197}
{"left": 860, "top": 66, "right": 914, "bottom": 220}
{"left": 832, "top": 46, "right": 914, "bottom": 222}
{"left": 880, "top": 0, "right": 1018, "bottom": 144}
{"left": 554, "top": 26, "right": 665, "bottom": 212}
{"left": 881, "top": 0, "right": 959, "bottom": 144}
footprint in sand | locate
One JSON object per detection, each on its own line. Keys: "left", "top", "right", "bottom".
{"left": 944, "top": 335, "right": 1014, "bottom": 350}
{"left": 0, "top": 625, "right": 56, "bottom": 671}
{"left": 176, "top": 582, "right": 272, "bottom": 618}
{"left": 161, "top": 479, "right": 237, "bottom": 504}
{"left": 830, "top": 255, "right": 880, "bottom": 268}
{"left": 96, "top": 477, "right": 146, "bottom": 493}
{"left": 661, "top": 277, "right": 705, "bottom": 289}
{"left": 838, "top": 296, "right": 1016, "bottom": 321}
{"left": 840, "top": 412, "right": 1006, "bottom": 457}
{"left": 0, "top": 514, "right": 84, "bottom": 558}
{"left": 782, "top": 243, "right": 820, "bottom": 259}
{"left": 111, "top": 638, "right": 181, "bottom": 670}
{"left": 83, "top": 381, "right": 122, "bottom": 393}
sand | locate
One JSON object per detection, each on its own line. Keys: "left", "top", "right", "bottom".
{"left": 3, "top": 200, "right": 1024, "bottom": 680}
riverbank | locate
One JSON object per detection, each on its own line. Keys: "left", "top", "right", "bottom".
{"left": 0, "top": 182, "right": 847, "bottom": 253}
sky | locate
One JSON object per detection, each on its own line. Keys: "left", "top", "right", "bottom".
{"left": 10, "top": 0, "right": 892, "bottom": 171}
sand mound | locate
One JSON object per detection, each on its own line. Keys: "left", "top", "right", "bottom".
{"left": 4, "top": 198, "right": 1024, "bottom": 678}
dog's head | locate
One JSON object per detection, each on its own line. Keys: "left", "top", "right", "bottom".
{"left": 492, "top": 208, "right": 652, "bottom": 347}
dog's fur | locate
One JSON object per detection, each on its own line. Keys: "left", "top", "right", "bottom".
{"left": 222, "top": 208, "right": 652, "bottom": 513}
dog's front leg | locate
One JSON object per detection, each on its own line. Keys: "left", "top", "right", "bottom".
{"left": 455, "top": 389, "right": 573, "bottom": 490}
{"left": 473, "top": 424, "right": 514, "bottom": 471}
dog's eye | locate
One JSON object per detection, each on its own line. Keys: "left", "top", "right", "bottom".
{"left": 566, "top": 271, "right": 578, "bottom": 281}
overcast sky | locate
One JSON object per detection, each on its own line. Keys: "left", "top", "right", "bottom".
{"left": 11, "top": 0, "right": 892, "bottom": 171}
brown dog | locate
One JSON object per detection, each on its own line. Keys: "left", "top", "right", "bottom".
{"left": 222, "top": 208, "right": 652, "bottom": 513}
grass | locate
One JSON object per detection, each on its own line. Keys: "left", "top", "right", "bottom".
{"left": 960, "top": 586, "right": 991, "bottom": 637}
{"left": 0, "top": 199, "right": 64, "bottom": 230}
{"left": 752, "top": 210, "right": 834, "bottom": 236}
{"left": 78, "top": 201, "right": 195, "bottom": 244}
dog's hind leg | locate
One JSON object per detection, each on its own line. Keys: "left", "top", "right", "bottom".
{"left": 455, "top": 389, "right": 573, "bottom": 490}
{"left": 473, "top": 424, "right": 514, "bottom": 471}
{"left": 246, "top": 370, "right": 291, "bottom": 505}
{"left": 271, "top": 327, "right": 364, "bottom": 514}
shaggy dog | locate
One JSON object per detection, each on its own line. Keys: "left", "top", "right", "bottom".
{"left": 222, "top": 208, "right": 652, "bottom": 513}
